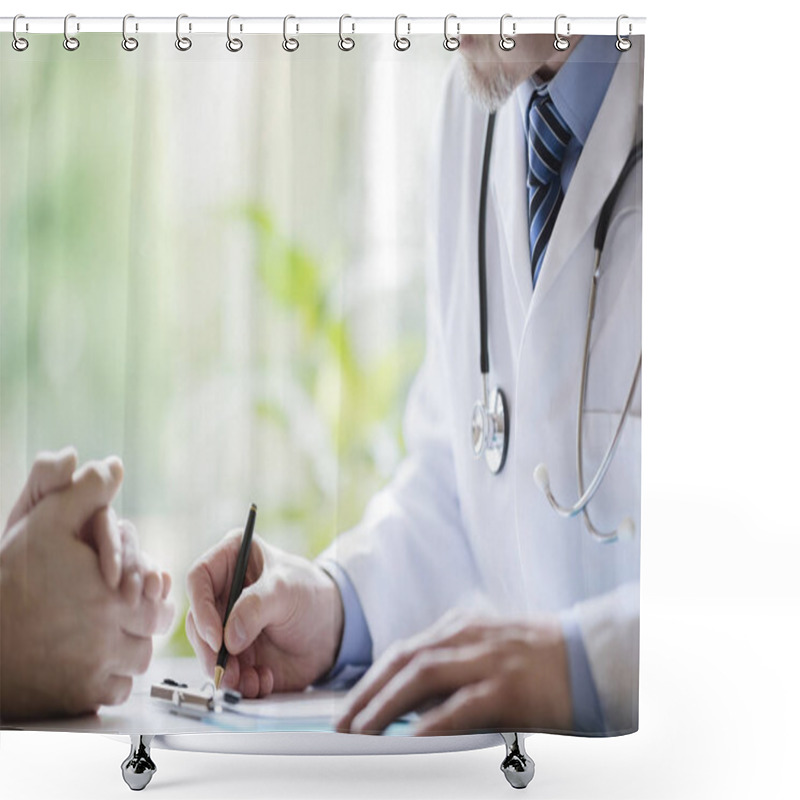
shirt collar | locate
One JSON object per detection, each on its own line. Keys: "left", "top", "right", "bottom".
{"left": 515, "top": 35, "right": 621, "bottom": 146}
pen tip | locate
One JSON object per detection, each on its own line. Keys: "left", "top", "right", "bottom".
{"left": 214, "top": 666, "right": 224, "bottom": 690}
{"left": 250, "top": 503, "right": 257, "bottom": 513}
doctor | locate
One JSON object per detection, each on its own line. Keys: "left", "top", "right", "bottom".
{"left": 186, "top": 32, "right": 642, "bottom": 736}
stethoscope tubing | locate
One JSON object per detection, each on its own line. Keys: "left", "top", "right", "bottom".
{"left": 477, "top": 113, "right": 496, "bottom": 380}
{"left": 533, "top": 144, "right": 643, "bottom": 542}
{"left": 475, "top": 109, "right": 642, "bottom": 542}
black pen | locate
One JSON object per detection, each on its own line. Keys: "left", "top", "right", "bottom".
{"left": 214, "top": 503, "right": 257, "bottom": 690}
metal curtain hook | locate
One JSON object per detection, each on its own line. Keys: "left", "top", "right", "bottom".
{"left": 499, "top": 14, "right": 516, "bottom": 51}
{"left": 443, "top": 14, "right": 460, "bottom": 51}
{"left": 554, "top": 14, "right": 570, "bottom": 51}
{"left": 176, "top": 13, "right": 192, "bottom": 51}
{"left": 12, "top": 14, "right": 29, "bottom": 51}
{"left": 394, "top": 14, "right": 411, "bottom": 51}
{"left": 616, "top": 15, "right": 632, "bottom": 51}
{"left": 122, "top": 14, "right": 139, "bottom": 51}
{"left": 282, "top": 15, "right": 299, "bottom": 52}
{"left": 338, "top": 14, "right": 355, "bottom": 51}
{"left": 226, "top": 14, "right": 243, "bottom": 52}
{"left": 63, "top": 13, "right": 80, "bottom": 51}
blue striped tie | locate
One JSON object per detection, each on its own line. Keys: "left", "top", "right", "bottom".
{"left": 526, "top": 90, "right": 573, "bottom": 288}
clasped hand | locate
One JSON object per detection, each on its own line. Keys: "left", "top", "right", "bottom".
{"left": 0, "top": 448, "right": 174, "bottom": 720}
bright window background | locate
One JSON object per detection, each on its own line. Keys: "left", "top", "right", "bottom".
{"left": 0, "top": 33, "right": 452, "bottom": 653}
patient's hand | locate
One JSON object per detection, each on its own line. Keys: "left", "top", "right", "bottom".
{"left": 2, "top": 448, "right": 169, "bottom": 604}
{"left": 0, "top": 453, "right": 174, "bottom": 721}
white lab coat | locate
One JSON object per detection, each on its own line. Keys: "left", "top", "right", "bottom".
{"left": 320, "top": 39, "right": 643, "bottom": 735}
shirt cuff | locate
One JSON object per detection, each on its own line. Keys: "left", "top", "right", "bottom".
{"left": 561, "top": 611, "right": 607, "bottom": 733}
{"left": 313, "top": 559, "right": 373, "bottom": 690}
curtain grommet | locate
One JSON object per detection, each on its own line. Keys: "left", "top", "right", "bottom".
{"left": 499, "top": 14, "right": 516, "bottom": 51}
{"left": 63, "top": 13, "right": 80, "bottom": 51}
{"left": 12, "top": 14, "right": 29, "bottom": 51}
{"left": 394, "top": 14, "right": 411, "bottom": 51}
{"left": 443, "top": 14, "right": 460, "bottom": 51}
{"left": 175, "top": 14, "right": 192, "bottom": 51}
{"left": 226, "top": 15, "right": 243, "bottom": 52}
{"left": 121, "top": 14, "right": 139, "bottom": 52}
{"left": 616, "top": 15, "right": 632, "bottom": 51}
{"left": 282, "top": 15, "right": 299, "bottom": 52}
{"left": 338, "top": 14, "right": 355, "bottom": 51}
{"left": 554, "top": 14, "right": 570, "bottom": 51}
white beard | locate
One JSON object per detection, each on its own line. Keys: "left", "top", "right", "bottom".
{"left": 460, "top": 58, "right": 521, "bottom": 112}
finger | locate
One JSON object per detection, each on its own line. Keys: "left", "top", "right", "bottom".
{"left": 335, "top": 648, "right": 415, "bottom": 732}
{"left": 121, "top": 594, "right": 175, "bottom": 638}
{"left": 185, "top": 533, "right": 243, "bottom": 652}
{"left": 121, "top": 570, "right": 143, "bottom": 607}
{"left": 118, "top": 519, "right": 164, "bottom": 602}
{"left": 118, "top": 521, "right": 143, "bottom": 606}
{"left": 335, "top": 616, "right": 493, "bottom": 733}
{"left": 237, "top": 663, "right": 275, "bottom": 699}
{"left": 223, "top": 570, "right": 295, "bottom": 656}
{"left": 46, "top": 456, "right": 124, "bottom": 535}
{"left": 185, "top": 609, "right": 219, "bottom": 677}
{"left": 161, "top": 571, "right": 172, "bottom": 600}
{"left": 4, "top": 447, "right": 78, "bottom": 534}
{"left": 334, "top": 619, "right": 466, "bottom": 733}
{"left": 258, "top": 665, "right": 275, "bottom": 697}
{"left": 348, "top": 645, "right": 497, "bottom": 734}
{"left": 239, "top": 664, "right": 261, "bottom": 699}
{"left": 414, "top": 681, "right": 499, "bottom": 736}
{"left": 219, "top": 655, "right": 242, "bottom": 691}
{"left": 111, "top": 632, "right": 154, "bottom": 677}
{"left": 83, "top": 507, "right": 123, "bottom": 589}
{"left": 98, "top": 675, "right": 134, "bottom": 708}
{"left": 138, "top": 551, "right": 163, "bottom": 602}
{"left": 187, "top": 610, "right": 240, "bottom": 689}
{"left": 186, "top": 612, "right": 254, "bottom": 693}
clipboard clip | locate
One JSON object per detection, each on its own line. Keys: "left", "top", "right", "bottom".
{"left": 150, "top": 678, "right": 241, "bottom": 717}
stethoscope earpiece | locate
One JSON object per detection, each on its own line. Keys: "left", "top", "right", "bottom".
{"left": 617, "top": 517, "right": 636, "bottom": 543}
{"left": 534, "top": 463, "right": 638, "bottom": 544}
{"left": 532, "top": 464, "right": 550, "bottom": 492}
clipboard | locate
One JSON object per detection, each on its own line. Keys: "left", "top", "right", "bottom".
{"left": 149, "top": 679, "right": 416, "bottom": 735}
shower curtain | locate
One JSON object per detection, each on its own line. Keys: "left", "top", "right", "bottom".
{"left": 0, "top": 25, "right": 643, "bottom": 740}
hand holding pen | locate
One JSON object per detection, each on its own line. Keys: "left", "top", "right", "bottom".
{"left": 185, "top": 509, "right": 345, "bottom": 698}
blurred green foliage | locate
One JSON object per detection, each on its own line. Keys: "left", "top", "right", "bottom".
{"left": 246, "top": 203, "right": 422, "bottom": 550}
{"left": 167, "top": 205, "right": 424, "bottom": 656}
{"left": 1, "top": 36, "right": 429, "bottom": 660}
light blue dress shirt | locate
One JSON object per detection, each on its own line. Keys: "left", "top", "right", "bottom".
{"left": 315, "top": 36, "right": 621, "bottom": 733}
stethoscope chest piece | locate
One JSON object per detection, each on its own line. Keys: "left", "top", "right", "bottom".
{"left": 471, "top": 386, "right": 509, "bottom": 474}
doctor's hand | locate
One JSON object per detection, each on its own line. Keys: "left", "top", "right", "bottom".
{"left": 186, "top": 534, "right": 343, "bottom": 698}
{"left": 334, "top": 610, "right": 572, "bottom": 736}
{"left": 1, "top": 447, "right": 170, "bottom": 605}
{"left": 0, "top": 456, "right": 175, "bottom": 721}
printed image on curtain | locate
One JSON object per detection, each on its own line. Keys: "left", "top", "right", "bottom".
{"left": 0, "top": 30, "right": 643, "bottom": 741}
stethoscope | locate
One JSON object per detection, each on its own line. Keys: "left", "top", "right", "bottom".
{"left": 470, "top": 112, "right": 642, "bottom": 543}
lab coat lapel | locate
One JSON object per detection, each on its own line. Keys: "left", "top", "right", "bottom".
{"left": 531, "top": 37, "right": 643, "bottom": 305}
{"left": 489, "top": 96, "right": 533, "bottom": 313}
